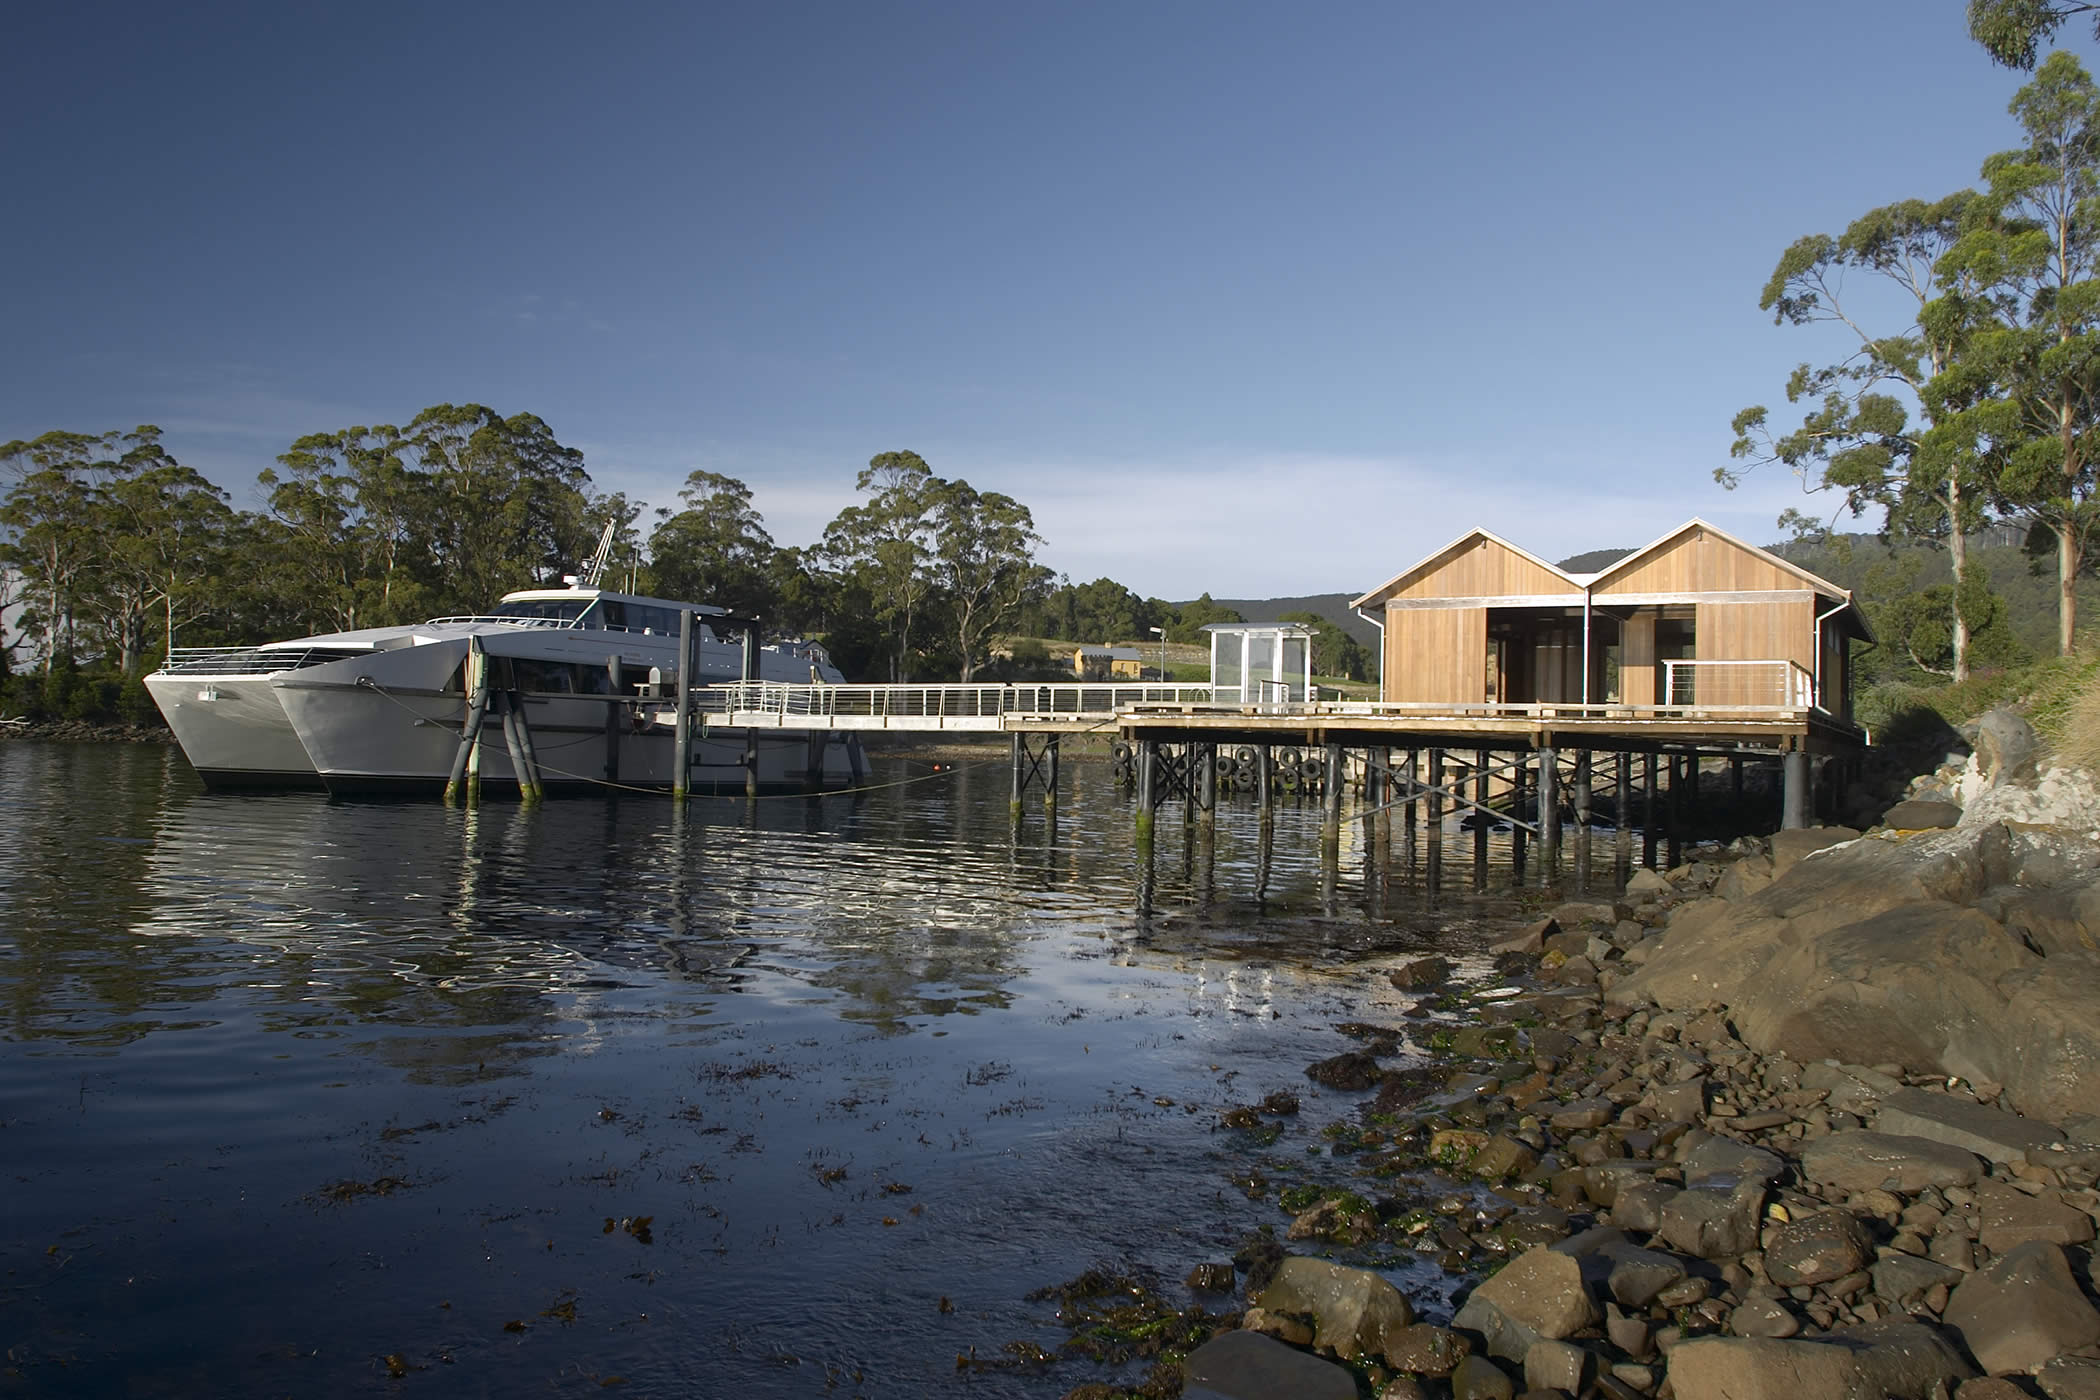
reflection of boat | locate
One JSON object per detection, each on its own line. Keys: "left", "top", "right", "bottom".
{"left": 147, "top": 535, "right": 861, "bottom": 795}
{"left": 273, "top": 586, "right": 861, "bottom": 796}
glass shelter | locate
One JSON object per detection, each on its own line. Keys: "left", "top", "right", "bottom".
{"left": 1204, "top": 622, "right": 1314, "bottom": 704}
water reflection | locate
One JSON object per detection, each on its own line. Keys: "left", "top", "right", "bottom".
{"left": 0, "top": 740, "right": 1526, "bottom": 1399}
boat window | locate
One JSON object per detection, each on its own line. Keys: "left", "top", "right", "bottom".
{"left": 577, "top": 664, "right": 617, "bottom": 695}
{"left": 595, "top": 600, "right": 626, "bottom": 631}
{"left": 511, "top": 659, "right": 575, "bottom": 693}
{"left": 493, "top": 598, "right": 594, "bottom": 625}
{"left": 627, "top": 603, "right": 680, "bottom": 635}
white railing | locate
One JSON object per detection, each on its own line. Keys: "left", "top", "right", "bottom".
{"left": 158, "top": 645, "right": 369, "bottom": 676}
{"left": 702, "top": 680, "right": 1215, "bottom": 723}
{"left": 1660, "top": 659, "right": 1816, "bottom": 712}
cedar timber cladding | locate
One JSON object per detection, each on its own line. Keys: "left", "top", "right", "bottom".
{"left": 1351, "top": 518, "right": 1872, "bottom": 718}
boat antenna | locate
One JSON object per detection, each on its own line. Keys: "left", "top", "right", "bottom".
{"left": 578, "top": 519, "right": 618, "bottom": 588}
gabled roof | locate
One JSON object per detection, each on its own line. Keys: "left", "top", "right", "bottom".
{"left": 1349, "top": 526, "right": 1582, "bottom": 611}
{"left": 1351, "top": 517, "right": 1876, "bottom": 645}
{"left": 1588, "top": 517, "right": 1844, "bottom": 596}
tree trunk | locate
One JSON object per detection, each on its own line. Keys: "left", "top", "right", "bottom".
{"left": 1947, "top": 474, "right": 1970, "bottom": 682}
{"left": 2060, "top": 519, "right": 2081, "bottom": 656}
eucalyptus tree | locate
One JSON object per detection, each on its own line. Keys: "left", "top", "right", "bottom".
{"left": 931, "top": 479, "right": 1045, "bottom": 681}
{"left": 1727, "top": 193, "right": 2001, "bottom": 679}
{"left": 1937, "top": 51, "right": 2100, "bottom": 655}
{"left": 88, "top": 455, "right": 236, "bottom": 671}
{"left": 646, "top": 470, "right": 777, "bottom": 619}
{"left": 821, "top": 451, "right": 942, "bottom": 681}
{"left": 1970, "top": 0, "right": 2100, "bottom": 69}
{"left": 400, "top": 405, "right": 591, "bottom": 614}
{"left": 259, "top": 424, "right": 423, "bottom": 631}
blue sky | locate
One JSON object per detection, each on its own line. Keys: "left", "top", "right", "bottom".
{"left": 0, "top": 2, "right": 2070, "bottom": 598}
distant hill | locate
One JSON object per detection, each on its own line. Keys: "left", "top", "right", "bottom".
{"left": 1557, "top": 548, "right": 1637, "bottom": 574}
{"left": 1180, "top": 593, "right": 1380, "bottom": 647}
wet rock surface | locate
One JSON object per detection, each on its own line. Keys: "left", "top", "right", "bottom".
{"left": 1120, "top": 744, "right": 2100, "bottom": 1400}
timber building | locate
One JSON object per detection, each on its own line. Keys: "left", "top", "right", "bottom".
{"left": 1350, "top": 518, "right": 1871, "bottom": 729}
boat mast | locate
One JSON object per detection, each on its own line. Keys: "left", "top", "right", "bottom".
{"left": 577, "top": 519, "right": 618, "bottom": 589}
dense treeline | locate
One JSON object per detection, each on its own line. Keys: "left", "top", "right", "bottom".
{"left": 1728, "top": 30, "right": 2100, "bottom": 678}
{"left": 0, "top": 415, "right": 1373, "bottom": 721}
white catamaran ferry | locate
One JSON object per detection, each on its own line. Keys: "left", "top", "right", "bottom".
{"left": 146, "top": 531, "right": 862, "bottom": 796}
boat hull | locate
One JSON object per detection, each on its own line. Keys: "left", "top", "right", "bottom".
{"left": 276, "top": 643, "right": 861, "bottom": 797}
{"left": 142, "top": 672, "right": 324, "bottom": 789}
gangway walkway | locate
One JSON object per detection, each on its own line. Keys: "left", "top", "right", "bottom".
{"left": 694, "top": 680, "right": 1217, "bottom": 732}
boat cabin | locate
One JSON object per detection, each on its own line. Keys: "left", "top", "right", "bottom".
{"left": 1349, "top": 519, "right": 1872, "bottom": 720}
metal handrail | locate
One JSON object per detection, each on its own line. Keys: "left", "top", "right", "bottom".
{"left": 700, "top": 680, "right": 1216, "bottom": 721}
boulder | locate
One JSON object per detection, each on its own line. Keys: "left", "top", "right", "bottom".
{"left": 1183, "top": 1328, "right": 1359, "bottom": 1400}
{"left": 1884, "top": 799, "right": 1962, "bottom": 831}
{"left": 1601, "top": 1243, "right": 1691, "bottom": 1310}
{"left": 1385, "top": 1324, "right": 1470, "bottom": 1377}
{"left": 1763, "top": 1210, "right": 1875, "bottom": 1287}
{"left": 1626, "top": 868, "right": 1671, "bottom": 896}
{"left": 1769, "top": 825, "right": 1864, "bottom": 879}
{"left": 1942, "top": 1241, "right": 2100, "bottom": 1376}
{"left": 1876, "top": 1088, "right": 2064, "bottom": 1166}
{"left": 1451, "top": 1246, "right": 1602, "bottom": 1363}
{"left": 1608, "top": 1180, "right": 1682, "bottom": 1235}
{"left": 1666, "top": 1320, "right": 1975, "bottom": 1400}
{"left": 1983, "top": 874, "right": 2100, "bottom": 959}
{"left": 1979, "top": 819, "right": 2100, "bottom": 889}
{"left": 1391, "top": 955, "right": 1454, "bottom": 990}
{"left": 1975, "top": 1181, "right": 2097, "bottom": 1253}
{"left": 1798, "top": 1131, "right": 1985, "bottom": 1193}
{"left": 1252, "top": 1256, "right": 1415, "bottom": 1363}
{"left": 1975, "top": 709, "right": 2040, "bottom": 788}
{"left": 1801, "top": 1062, "right": 1904, "bottom": 1114}
{"left": 2038, "top": 1357, "right": 2100, "bottom": 1400}
{"left": 1657, "top": 1176, "right": 1766, "bottom": 1260}
{"left": 1715, "top": 857, "right": 1775, "bottom": 902}
{"left": 1524, "top": 1338, "right": 1591, "bottom": 1393}
{"left": 1493, "top": 917, "right": 1557, "bottom": 957}
{"left": 1450, "top": 1354, "right": 1516, "bottom": 1400}
{"left": 1872, "top": 1255, "right": 1965, "bottom": 1308}
{"left": 1680, "top": 1134, "right": 1786, "bottom": 1188}
{"left": 1305, "top": 1051, "right": 1382, "bottom": 1090}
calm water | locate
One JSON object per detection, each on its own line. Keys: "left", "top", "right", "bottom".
{"left": 0, "top": 741, "right": 1518, "bottom": 1398}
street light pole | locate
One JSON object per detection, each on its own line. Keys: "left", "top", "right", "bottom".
{"left": 1149, "top": 626, "right": 1166, "bottom": 682}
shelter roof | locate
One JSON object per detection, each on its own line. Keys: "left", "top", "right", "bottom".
{"left": 1349, "top": 527, "right": 1580, "bottom": 610}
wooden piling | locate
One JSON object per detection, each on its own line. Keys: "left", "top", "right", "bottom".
{"left": 510, "top": 684, "right": 546, "bottom": 804}
{"left": 1320, "top": 742, "right": 1343, "bottom": 858}
{"left": 1539, "top": 746, "right": 1560, "bottom": 882}
{"left": 1135, "top": 739, "right": 1158, "bottom": 849}
{"left": 603, "top": 655, "right": 623, "bottom": 786}
{"left": 1666, "top": 753, "right": 1683, "bottom": 868}
{"left": 1043, "top": 737, "right": 1060, "bottom": 813}
{"left": 444, "top": 635, "right": 489, "bottom": 807}
{"left": 1401, "top": 748, "right": 1417, "bottom": 873}
{"left": 1642, "top": 751, "right": 1659, "bottom": 868}
{"left": 1510, "top": 750, "right": 1528, "bottom": 883}
{"left": 1572, "top": 749, "right": 1592, "bottom": 891}
{"left": 673, "top": 610, "right": 694, "bottom": 802}
{"left": 1615, "top": 750, "right": 1633, "bottom": 878}
{"left": 1473, "top": 749, "right": 1490, "bottom": 892}
{"left": 1197, "top": 743, "right": 1216, "bottom": 826}
{"left": 1010, "top": 732, "right": 1026, "bottom": 825}
{"left": 1426, "top": 748, "right": 1444, "bottom": 893}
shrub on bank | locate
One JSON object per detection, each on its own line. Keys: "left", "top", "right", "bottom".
{"left": 0, "top": 663, "right": 163, "bottom": 729}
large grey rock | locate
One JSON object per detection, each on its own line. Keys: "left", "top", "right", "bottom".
{"left": 2038, "top": 1357, "right": 2100, "bottom": 1400}
{"left": 1885, "top": 799, "right": 1963, "bottom": 830}
{"left": 1183, "top": 1328, "right": 1359, "bottom": 1400}
{"left": 1942, "top": 1241, "right": 2100, "bottom": 1376}
{"left": 1877, "top": 1087, "right": 2064, "bottom": 1165}
{"left": 1873, "top": 1254, "right": 1965, "bottom": 1307}
{"left": 1976, "top": 709, "right": 2040, "bottom": 788}
{"left": 1984, "top": 874, "right": 2100, "bottom": 959}
{"left": 1770, "top": 826, "right": 1864, "bottom": 879}
{"left": 1252, "top": 1256, "right": 1415, "bottom": 1363}
{"left": 1451, "top": 1246, "right": 1601, "bottom": 1363}
{"left": 1384, "top": 1324, "right": 1469, "bottom": 1377}
{"left": 1666, "top": 1320, "right": 1976, "bottom": 1400}
{"left": 1802, "top": 1062, "right": 1905, "bottom": 1113}
{"left": 1764, "top": 1210, "right": 1875, "bottom": 1287}
{"left": 1799, "top": 1131, "right": 1986, "bottom": 1193}
{"left": 1978, "top": 820, "right": 2100, "bottom": 889}
{"left": 1524, "top": 1338, "right": 1591, "bottom": 1393}
{"left": 1601, "top": 1242, "right": 1691, "bottom": 1309}
{"left": 1657, "top": 1176, "right": 1766, "bottom": 1260}
{"left": 1976, "top": 1181, "right": 2097, "bottom": 1253}
{"left": 1681, "top": 1133, "right": 1786, "bottom": 1188}
{"left": 1450, "top": 1353, "right": 1516, "bottom": 1400}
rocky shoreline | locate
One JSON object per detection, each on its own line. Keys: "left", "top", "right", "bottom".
{"left": 0, "top": 718, "right": 171, "bottom": 744}
{"left": 1097, "top": 712, "right": 2100, "bottom": 1400}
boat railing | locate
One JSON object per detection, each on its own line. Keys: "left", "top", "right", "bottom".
{"left": 158, "top": 646, "right": 369, "bottom": 676}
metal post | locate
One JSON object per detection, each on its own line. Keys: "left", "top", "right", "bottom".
{"left": 1511, "top": 752, "right": 1528, "bottom": 883}
{"left": 1255, "top": 744, "right": 1272, "bottom": 823}
{"left": 744, "top": 728, "right": 759, "bottom": 799}
{"left": 1573, "top": 749, "right": 1592, "bottom": 892}
{"left": 1401, "top": 748, "right": 1417, "bottom": 874}
{"left": 673, "top": 610, "right": 693, "bottom": 802}
{"left": 1197, "top": 743, "right": 1216, "bottom": 826}
{"left": 1667, "top": 754, "right": 1683, "bottom": 868}
{"left": 1782, "top": 748, "right": 1810, "bottom": 830}
{"left": 1043, "top": 737, "right": 1060, "bottom": 813}
{"left": 1539, "top": 746, "right": 1560, "bottom": 884}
